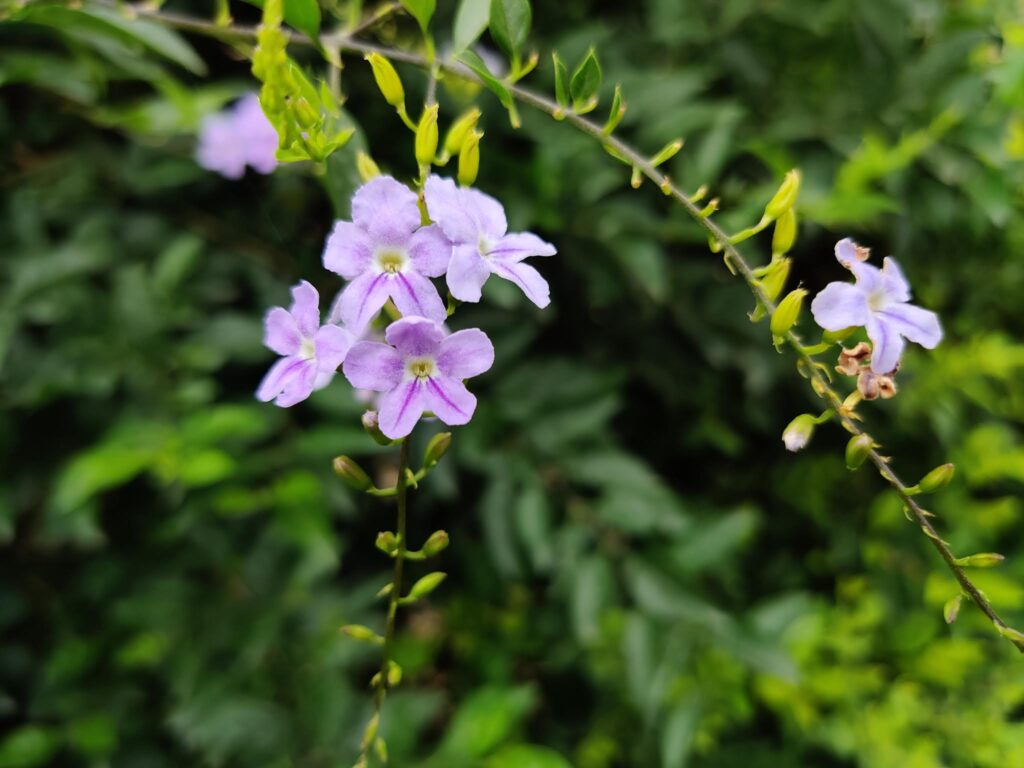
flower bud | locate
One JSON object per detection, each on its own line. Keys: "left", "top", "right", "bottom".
{"left": 443, "top": 107, "right": 481, "bottom": 156}
{"left": 458, "top": 129, "right": 482, "bottom": 187}
{"left": 375, "top": 531, "right": 399, "bottom": 555}
{"left": 340, "top": 624, "right": 384, "bottom": 644}
{"left": 763, "top": 169, "right": 801, "bottom": 222}
{"left": 423, "top": 432, "right": 452, "bottom": 468}
{"left": 954, "top": 552, "right": 1005, "bottom": 568}
{"left": 650, "top": 138, "right": 684, "bottom": 168}
{"left": 771, "top": 207, "right": 797, "bottom": 255}
{"left": 782, "top": 414, "right": 816, "bottom": 452}
{"left": 333, "top": 455, "right": 373, "bottom": 491}
{"left": 943, "top": 594, "right": 963, "bottom": 624}
{"left": 770, "top": 288, "right": 807, "bottom": 338}
{"left": 362, "top": 410, "right": 393, "bottom": 446}
{"left": 357, "top": 151, "right": 380, "bottom": 182}
{"left": 422, "top": 530, "right": 450, "bottom": 557}
{"left": 919, "top": 463, "right": 955, "bottom": 493}
{"left": 845, "top": 434, "right": 874, "bottom": 470}
{"left": 415, "top": 103, "right": 439, "bottom": 166}
{"left": 837, "top": 342, "right": 871, "bottom": 376}
{"left": 761, "top": 257, "right": 791, "bottom": 303}
{"left": 405, "top": 571, "right": 446, "bottom": 601}
{"left": 365, "top": 53, "right": 405, "bottom": 108}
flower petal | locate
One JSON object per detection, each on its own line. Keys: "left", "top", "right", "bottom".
{"left": 489, "top": 259, "right": 551, "bottom": 308}
{"left": 274, "top": 360, "right": 319, "bottom": 407}
{"left": 257, "top": 356, "right": 314, "bottom": 406}
{"left": 389, "top": 271, "right": 447, "bottom": 325}
{"left": 323, "top": 221, "right": 374, "bottom": 279}
{"left": 488, "top": 232, "right": 556, "bottom": 262}
{"left": 423, "top": 175, "right": 507, "bottom": 243}
{"left": 437, "top": 329, "right": 494, "bottom": 380}
{"left": 352, "top": 176, "right": 421, "bottom": 245}
{"left": 338, "top": 272, "right": 390, "bottom": 333}
{"left": 424, "top": 375, "right": 477, "bottom": 426}
{"left": 343, "top": 341, "right": 404, "bottom": 391}
{"left": 880, "top": 256, "right": 911, "bottom": 303}
{"left": 290, "top": 280, "right": 320, "bottom": 338}
{"left": 314, "top": 324, "right": 354, "bottom": 371}
{"left": 876, "top": 303, "right": 942, "bottom": 349}
{"left": 378, "top": 379, "right": 426, "bottom": 439}
{"left": 446, "top": 244, "right": 491, "bottom": 303}
{"left": 408, "top": 224, "right": 452, "bottom": 277}
{"left": 463, "top": 187, "right": 507, "bottom": 240}
{"left": 810, "top": 282, "right": 869, "bottom": 331}
{"left": 384, "top": 316, "right": 444, "bottom": 358}
{"left": 264, "top": 307, "right": 301, "bottom": 356}
{"left": 866, "top": 314, "right": 906, "bottom": 374}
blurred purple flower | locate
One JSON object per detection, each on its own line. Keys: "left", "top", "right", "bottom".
{"left": 811, "top": 238, "right": 942, "bottom": 374}
{"left": 257, "top": 281, "right": 354, "bottom": 407}
{"left": 423, "top": 176, "right": 556, "bottom": 307}
{"left": 197, "top": 94, "right": 279, "bottom": 180}
{"left": 342, "top": 316, "right": 494, "bottom": 439}
{"left": 322, "top": 177, "right": 450, "bottom": 332}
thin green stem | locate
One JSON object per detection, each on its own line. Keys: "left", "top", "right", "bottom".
{"left": 113, "top": 1, "right": 1023, "bottom": 649}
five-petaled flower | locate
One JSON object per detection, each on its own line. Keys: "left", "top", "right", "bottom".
{"left": 323, "top": 176, "right": 450, "bottom": 332}
{"left": 810, "top": 238, "right": 942, "bottom": 374}
{"left": 342, "top": 316, "right": 494, "bottom": 439}
{"left": 197, "top": 93, "right": 279, "bottom": 180}
{"left": 424, "top": 176, "right": 557, "bottom": 308}
{"left": 258, "top": 281, "right": 355, "bottom": 407}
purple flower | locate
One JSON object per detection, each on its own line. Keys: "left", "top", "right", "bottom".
{"left": 423, "top": 176, "right": 556, "bottom": 308}
{"left": 810, "top": 238, "right": 942, "bottom": 374}
{"left": 342, "top": 316, "right": 494, "bottom": 439}
{"left": 197, "top": 94, "right": 279, "bottom": 180}
{"left": 322, "top": 177, "right": 450, "bottom": 332}
{"left": 257, "top": 281, "right": 355, "bottom": 407}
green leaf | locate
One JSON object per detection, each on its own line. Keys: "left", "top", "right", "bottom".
{"left": 240, "top": 0, "right": 320, "bottom": 39}
{"left": 552, "top": 52, "right": 569, "bottom": 107}
{"left": 661, "top": 699, "right": 701, "bottom": 768}
{"left": 457, "top": 49, "right": 520, "bottom": 126}
{"left": 570, "top": 48, "right": 601, "bottom": 108}
{"left": 435, "top": 686, "right": 535, "bottom": 758}
{"left": 488, "top": 0, "right": 531, "bottom": 62}
{"left": 400, "top": 0, "right": 436, "bottom": 34}
{"left": 0, "top": 726, "right": 61, "bottom": 768}
{"left": 453, "top": 0, "right": 490, "bottom": 53}
{"left": 486, "top": 744, "right": 572, "bottom": 768}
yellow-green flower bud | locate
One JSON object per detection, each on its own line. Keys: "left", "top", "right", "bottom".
{"left": 340, "top": 624, "right": 383, "bottom": 644}
{"left": 422, "top": 530, "right": 450, "bottom": 557}
{"left": 415, "top": 104, "right": 439, "bottom": 166}
{"left": 770, "top": 288, "right": 807, "bottom": 337}
{"left": 782, "top": 414, "right": 816, "bottom": 452}
{"left": 772, "top": 207, "right": 798, "bottom": 255}
{"left": 761, "top": 257, "right": 791, "bottom": 304}
{"left": 406, "top": 571, "right": 446, "bottom": 601}
{"left": 954, "top": 552, "right": 1005, "bottom": 568}
{"left": 458, "top": 129, "right": 482, "bottom": 187}
{"left": 423, "top": 432, "right": 452, "bottom": 468}
{"left": 443, "top": 107, "right": 481, "bottom": 156}
{"left": 375, "top": 531, "right": 399, "bottom": 555}
{"left": 365, "top": 53, "right": 405, "bottom": 108}
{"left": 919, "top": 463, "right": 955, "bottom": 493}
{"left": 763, "top": 169, "right": 801, "bottom": 222}
{"left": 845, "top": 434, "right": 873, "bottom": 470}
{"left": 357, "top": 151, "right": 380, "bottom": 182}
{"left": 333, "top": 455, "right": 372, "bottom": 491}
{"left": 362, "top": 410, "right": 393, "bottom": 446}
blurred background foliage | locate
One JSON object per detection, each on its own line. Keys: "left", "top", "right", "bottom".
{"left": 3, "top": 0, "right": 1024, "bottom": 766}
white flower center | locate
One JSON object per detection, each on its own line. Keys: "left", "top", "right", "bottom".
{"left": 407, "top": 357, "right": 435, "bottom": 379}
{"left": 375, "top": 248, "right": 409, "bottom": 274}
{"left": 299, "top": 338, "right": 316, "bottom": 359}
{"left": 867, "top": 290, "right": 890, "bottom": 312}
{"left": 478, "top": 236, "right": 493, "bottom": 258}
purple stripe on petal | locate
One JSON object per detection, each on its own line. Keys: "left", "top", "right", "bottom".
{"left": 274, "top": 360, "right": 318, "bottom": 407}
{"left": 378, "top": 379, "right": 426, "bottom": 439}
{"left": 391, "top": 271, "right": 447, "bottom": 325}
{"left": 488, "top": 232, "right": 556, "bottom": 262}
{"left": 264, "top": 307, "right": 302, "bottom": 356}
{"left": 437, "top": 329, "right": 494, "bottom": 380}
{"left": 343, "top": 342, "right": 403, "bottom": 391}
{"left": 257, "top": 356, "right": 311, "bottom": 404}
{"left": 339, "top": 272, "right": 390, "bottom": 333}
{"left": 866, "top": 314, "right": 906, "bottom": 374}
{"left": 424, "top": 375, "right": 476, "bottom": 426}
{"left": 876, "top": 303, "right": 942, "bottom": 349}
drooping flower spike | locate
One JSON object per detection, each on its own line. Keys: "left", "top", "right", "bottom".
{"left": 197, "top": 93, "right": 279, "bottom": 180}
{"left": 257, "top": 281, "right": 355, "bottom": 407}
{"left": 323, "top": 176, "right": 450, "bottom": 332}
{"left": 810, "top": 238, "right": 942, "bottom": 374}
{"left": 342, "top": 316, "right": 495, "bottom": 440}
{"left": 423, "top": 176, "right": 557, "bottom": 308}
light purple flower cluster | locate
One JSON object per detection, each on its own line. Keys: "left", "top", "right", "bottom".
{"left": 811, "top": 238, "right": 942, "bottom": 374}
{"left": 257, "top": 175, "right": 556, "bottom": 440}
{"left": 197, "top": 94, "right": 279, "bottom": 180}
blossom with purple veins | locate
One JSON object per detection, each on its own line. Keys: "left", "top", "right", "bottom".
{"left": 810, "top": 238, "right": 942, "bottom": 374}
{"left": 423, "top": 176, "right": 556, "bottom": 308}
{"left": 322, "top": 176, "right": 451, "bottom": 332}
{"left": 342, "top": 316, "right": 494, "bottom": 439}
{"left": 197, "top": 93, "right": 279, "bottom": 180}
{"left": 257, "top": 281, "right": 355, "bottom": 407}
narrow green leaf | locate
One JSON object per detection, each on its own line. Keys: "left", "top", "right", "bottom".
{"left": 489, "top": 0, "right": 531, "bottom": 61}
{"left": 552, "top": 52, "right": 569, "bottom": 107}
{"left": 457, "top": 50, "right": 519, "bottom": 125}
{"left": 400, "top": 0, "right": 435, "bottom": 34}
{"left": 453, "top": 0, "right": 489, "bottom": 53}
{"left": 570, "top": 48, "right": 601, "bottom": 109}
